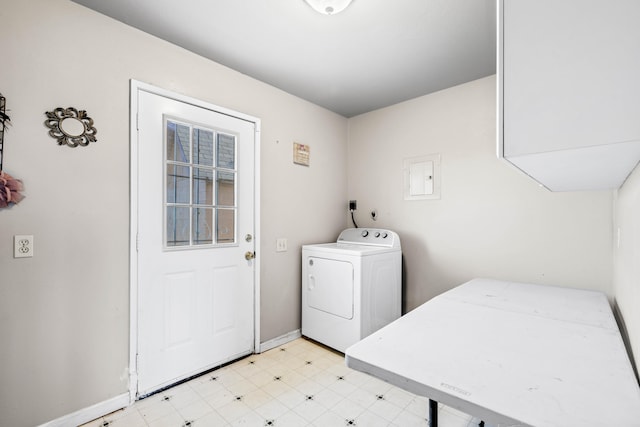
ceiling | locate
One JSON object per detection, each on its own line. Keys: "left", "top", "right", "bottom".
{"left": 71, "top": 0, "right": 497, "bottom": 118}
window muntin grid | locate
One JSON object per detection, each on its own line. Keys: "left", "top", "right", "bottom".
{"left": 165, "top": 119, "right": 237, "bottom": 248}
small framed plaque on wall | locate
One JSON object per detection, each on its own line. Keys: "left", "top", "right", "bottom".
{"left": 293, "top": 142, "right": 310, "bottom": 166}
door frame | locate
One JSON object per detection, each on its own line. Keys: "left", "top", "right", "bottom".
{"left": 128, "top": 80, "right": 261, "bottom": 402}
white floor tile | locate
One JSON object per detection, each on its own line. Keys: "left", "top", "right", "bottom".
{"left": 206, "top": 387, "right": 237, "bottom": 408}
{"left": 436, "top": 407, "right": 474, "bottom": 427}
{"left": 312, "top": 410, "right": 351, "bottom": 427}
{"left": 135, "top": 392, "right": 167, "bottom": 410}
{"left": 138, "top": 399, "right": 179, "bottom": 424}
{"left": 346, "top": 387, "right": 378, "bottom": 408}
{"left": 146, "top": 410, "right": 184, "bottom": 427}
{"left": 224, "top": 378, "right": 259, "bottom": 396}
{"left": 310, "top": 370, "right": 341, "bottom": 387}
{"left": 264, "top": 348, "right": 292, "bottom": 363}
{"left": 247, "top": 370, "right": 277, "bottom": 388}
{"left": 195, "top": 410, "right": 229, "bottom": 426}
{"left": 281, "top": 356, "right": 309, "bottom": 371}
{"left": 368, "top": 398, "right": 404, "bottom": 422}
{"left": 275, "top": 387, "right": 307, "bottom": 409}
{"left": 294, "top": 379, "right": 325, "bottom": 396}
{"left": 192, "top": 376, "right": 227, "bottom": 399}
{"left": 291, "top": 399, "right": 328, "bottom": 422}
{"left": 294, "top": 362, "right": 323, "bottom": 379}
{"left": 391, "top": 409, "right": 429, "bottom": 427}
{"left": 312, "top": 356, "right": 339, "bottom": 371}
{"left": 239, "top": 388, "right": 273, "bottom": 409}
{"left": 330, "top": 398, "right": 367, "bottom": 420}
{"left": 359, "top": 376, "right": 394, "bottom": 396}
{"left": 343, "top": 369, "right": 372, "bottom": 387}
{"left": 80, "top": 338, "right": 470, "bottom": 427}
{"left": 227, "top": 410, "right": 265, "bottom": 426}
{"left": 169, "top": 388, "right": 204, "bottom": 411}
{"left": 357, "top": 409, "right": 396, "bottom": 427}
{"left": 326, "top": 363, "right": 352, "bottom": 377}
{"left": 102, "top": 406, "right": 139, "bottom": 422}
{"left": 327, "top": 376, "right": 359, "bottom": 397}
{"left": 405, "top": 395, "right": 430, "bottom": 418}
{"left": 177, "top": 398, "right": 215, "bottom": 421}
{"left": 275, "top": 410, "right": 309, "bottom": 427}
{"left": 311, "top": 387, "right": 343, "bottom": 410}
{"left": 107, "top": 409, "right": 148, "bottom": 427}
{"left": 280, "top": 370, "right": 309, "bottom": 388}
{"left": 108, "top": 413, "right": 148, "bottom": 427}
{"left": 261, "top": 377, "right": 294, "bottom": 398}
{"left": 254, "top": 399, "right": 290, "bottom": 420}
{"left": 383, "top": 386, "right": 415, "bottom": 409}
{"left": 217, "top": 369, "right": 247, "bottom": 388}
{"left": 442, "top": 404, "right": 474, "bottom": 422}
{"left": 215, "top": 400, "right": 253, "bottom": 423}
{"left": 231, "top": 362, "right": 264, "bottom": 380}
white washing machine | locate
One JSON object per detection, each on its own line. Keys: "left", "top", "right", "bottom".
{"left": 301, "top": 228, "right": 402, "bottom": 352}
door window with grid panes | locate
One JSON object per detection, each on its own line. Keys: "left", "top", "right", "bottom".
{"left": 165, "top": 119, "right": 237, "bottom": 247}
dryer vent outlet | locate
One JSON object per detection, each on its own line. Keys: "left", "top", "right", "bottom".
{"left": 349, "top": 200, "right": 357, "bottom": 211}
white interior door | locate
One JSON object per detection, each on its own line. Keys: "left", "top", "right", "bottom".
{"left": 135, "top": 88, "right": 256, "bottom": 397}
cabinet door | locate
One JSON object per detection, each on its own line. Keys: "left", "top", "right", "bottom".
{"left": 499, "top": 0, "right": 640, "bottom": 191}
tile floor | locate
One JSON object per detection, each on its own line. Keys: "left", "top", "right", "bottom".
{"left": 81, "top": 338, "right": 482, "bottom": 427}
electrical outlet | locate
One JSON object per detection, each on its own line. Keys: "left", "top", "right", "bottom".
{"left": 14, "top": 235, "right": 34, "bottom": 258}
{"left": 276, "top": 238, "right": 288, "bottom": 252}
{"left": 349, "top": 200, "right": 357, "bottom": 211}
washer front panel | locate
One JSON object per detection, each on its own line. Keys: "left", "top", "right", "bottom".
{"left": 306, "top": 256, "right": 354, "bottom": 320}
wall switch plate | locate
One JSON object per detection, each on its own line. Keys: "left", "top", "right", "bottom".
{"left": 276, "top": 238, "right": 288, "bottom": 252}
{"left": 14, "top": 235, "right": 34, "bottom": 258}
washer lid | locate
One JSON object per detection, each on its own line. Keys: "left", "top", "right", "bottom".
{"left": 302, "top": 242, "right": 400, "bottom": 256}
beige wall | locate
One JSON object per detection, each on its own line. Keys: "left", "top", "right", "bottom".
{"left": 614, "top": 164, "right": 640, "bottom": 372}
{"left": 348, "top": 76, "right": 614, "bottom": 312}
{"left": 1, "top": 1, "right": 632, "bottom": 426}
{"left": 0, "top": 1, "right": 347, "bottom": 426}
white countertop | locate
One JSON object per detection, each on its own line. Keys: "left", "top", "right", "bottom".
{"left": 345, "top": 278, "right": 640, "bottom": 426}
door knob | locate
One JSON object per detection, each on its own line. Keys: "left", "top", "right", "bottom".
{"left": 245, "top": 251, "right": 255, "bottom": 260}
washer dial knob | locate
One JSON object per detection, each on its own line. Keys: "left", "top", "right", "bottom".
{"left": 361, "top": 230, "right": 369, "bottom": 237}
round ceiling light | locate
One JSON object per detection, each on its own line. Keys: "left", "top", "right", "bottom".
{"left": 304, "top": 0, "right": 354, "bottom": 15}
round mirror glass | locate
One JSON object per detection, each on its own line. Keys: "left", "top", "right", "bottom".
{"left": 60, "top": 117, "right": 85, "bottom": 137}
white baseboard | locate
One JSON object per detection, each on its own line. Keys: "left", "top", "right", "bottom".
{"left": 259, "top": 329, "right": 301, "bottom": 353}
{"left": 37, "top": 331, "right": 302, "bottom": 426}
{"left": 38, "top": 393, "right": 130, "bottom": 427}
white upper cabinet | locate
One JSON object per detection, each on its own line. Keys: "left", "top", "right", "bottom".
{"left": 498, "top": 0, "right": 640, "bottom": 191}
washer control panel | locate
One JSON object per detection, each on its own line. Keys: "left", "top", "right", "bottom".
{"left": 337, "top": 228, "right": 400, "bottom": 248}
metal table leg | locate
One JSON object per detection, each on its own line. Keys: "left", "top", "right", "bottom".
{"left": 429, "top": 399, "right": 438, "bottom": 427}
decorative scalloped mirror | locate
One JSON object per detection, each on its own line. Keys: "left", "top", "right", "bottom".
{"left": 44, "top": 107, "right": 97, "bottom": 147}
